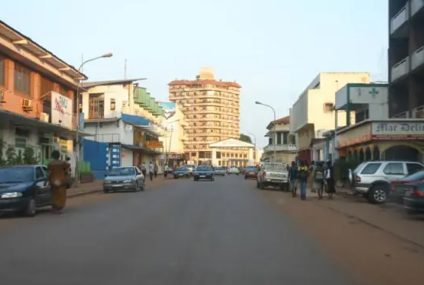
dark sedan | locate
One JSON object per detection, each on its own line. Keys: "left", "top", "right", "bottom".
{"left": 244, "top": 166, "right": 258, "bottom": 179}
{"left": 173, "top": 167, "right": 191, "bottom": 179}
{"left": 403, "top": 182, "right": 424, "bottom": 213}
{"left": 0, "top": 165, "right": 52, "bottom": 216}
{"left": 193, "top": 166, "right": 214, "bottom": 181}
{"left": 391, "top": 170, "right": 424, "bottom": 203}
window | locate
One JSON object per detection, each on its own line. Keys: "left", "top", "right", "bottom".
{"left": 110, "top": 99, "right": 116, "bottom": 111}
{"left": 283, "top": 132, "right": 288, "bottom": 145}
{"left": 14, "top": 63, "right": 31, "bottom": 95}
{"left": 277, "top": 132, "right": 282, "bottom": 145}
{"left": 323, "top": 102, "right": 334, "bottom": 113}
{"left": 406, "top": 163, "right": 424, "bottom": 175}
{"left": 0, "top": 56, "right": 5, "bottom": 86}
{"left": 35, "top": 167, "right": 45, "bottom": 179}
{"left": 40, "top": 76, "right": 54, "bottom": 97}
{"left": 88, "top": 93, "right": 104, "bottom": 119}
{"left": 216, "top": 152, "right": 221, "bottom": 159}
{"left": 383, "top": 163, "right": 404, "bottom": 175}
{"left": 361, "top": 163, "right": 381, "bottom": 175}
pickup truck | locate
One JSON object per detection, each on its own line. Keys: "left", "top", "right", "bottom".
{"left": 256, "top": 162, "right": 289, "bottom": 191}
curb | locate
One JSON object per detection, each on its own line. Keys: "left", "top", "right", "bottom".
{"left": 67, "top": 188, "right": 103, "bottom": 198}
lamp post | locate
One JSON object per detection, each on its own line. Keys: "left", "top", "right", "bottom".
{"left": 74, "top": 53, "right": 113, "bottom": 186}
{"left": 255, "top": 101, "right": 277, "bottom": 162}
{"left": 247, "top": 132, "right": 257, "bottom": 163}
{"left": 165, "top": 119, "right": 180, "bottom": 167}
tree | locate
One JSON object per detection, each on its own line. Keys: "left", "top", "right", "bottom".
{"left": 23, "top": 147, "right": 38, "bottom": 165}
{"left": 239, "top": 134, "right": 252, "bottom": 143}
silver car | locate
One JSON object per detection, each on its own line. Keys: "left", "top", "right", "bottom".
{"left": 350, "top": 161, "right": 424, "bottom": 203}
{"left": 103, "top": 166, "right": 145, "bottom": 193}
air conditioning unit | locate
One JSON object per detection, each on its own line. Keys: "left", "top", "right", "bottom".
{"left": 40, "top": 112, "right": 49, "bottom": 122}
{"left": 22, "top": 98, "right": 33, "bottom": 111}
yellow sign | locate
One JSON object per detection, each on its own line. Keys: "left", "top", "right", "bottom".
{"left": 146, "top": 140, "right": 163, "bottom": 149}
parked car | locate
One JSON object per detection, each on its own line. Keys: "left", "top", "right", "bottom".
{"left": 173, "top": 167, "right": 191, "bottom": 179}
{"left": 186, "top": 165, "right": 196, "bottom": 175}
{"left": 350, "top": 161, "right": 424, "bottom": 204}
{"left": 214, "top": 166, "right": 226, "bottom": 176}
{"left": 257, "top": 162, "right": 289, "bottom": 190}
{"left": 403, "top": 182, "right": 424, "bottom": 213}
{"left": 103, "top": 166, "right": 145, "bottom": 193}
{"left": 193, "top": 165, "right": 214, "bottom": 181}
{"left": 244, "top": 166, "right": 258, "bottom": 179}
{"left": 0, "top": 165, "right": 51, "bottom": 217}
{"left": 227, "top": 167, "right": 240, "bottom": 175}
{"left": 390, "top": 170, "right": 424, "bottom": 203}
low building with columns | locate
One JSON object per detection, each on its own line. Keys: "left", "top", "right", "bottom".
{"left": 207, "top": 138, "right": 255, "bottom": 167}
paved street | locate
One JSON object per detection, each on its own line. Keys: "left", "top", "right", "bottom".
{"left": 0, "top": 176, "right": 355, "bottom": 285}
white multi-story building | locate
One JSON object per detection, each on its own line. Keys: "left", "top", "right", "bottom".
{"left": 81, "top": 79, "right": 165, "bottom": 178}
{"left": 289, "top": 72, "right": 370, "bottom": 162}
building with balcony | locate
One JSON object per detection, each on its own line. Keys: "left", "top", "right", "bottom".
{"left": 81, "top": 79, "right": 165, "bottom": 178}
{"left": 0, "top": 20, "right": 84, "bottom": 172}
{"left": 261, "top": 116, "right": 297, "bottom": 163}
{"left": 389, "top": 0, "right": 424, "bottom": 118}
{"left": 289, "top": 72, "right": 370, "bottom": 162}
{"left": 168, "top": 68, "right": 241, "bottom": 165}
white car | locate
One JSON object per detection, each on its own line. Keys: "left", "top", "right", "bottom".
{"left": 227, "top": 167, "right": 240, "bottom": 175}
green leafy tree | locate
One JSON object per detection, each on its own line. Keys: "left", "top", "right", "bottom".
{"left": 0, "top": 139, "right": 6, "bottom": 166}
{"left": 6, "top": 146, "right": 17, "bottom": 165}
{"left": 23, "top": 147, "right": 38, "bottom": 165}
{"left": 239, "top": 134, "right": 252, "bottom": 143}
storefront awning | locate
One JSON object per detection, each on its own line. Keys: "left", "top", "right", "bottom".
{"left": 121, "top": 144, "right": 162, "bottom": 155}
{"left": 0, "top": 109, "right": 86, "bottom": 139}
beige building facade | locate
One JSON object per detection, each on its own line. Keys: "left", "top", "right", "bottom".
{"left": 262, "top": 116, "right": 297, "bottom": 163}
{"left": 289, "top": 72, "right": 370, "bottom": 162}
{"left": 169, "top": 68, "right": 241, "bottom": 165}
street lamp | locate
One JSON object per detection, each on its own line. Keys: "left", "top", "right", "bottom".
{"left": 164, "top": 119, "right": 180, "bottom": 167}
{"left": 74, "top": 52, "right": 113, "bottom": 186}
{"left": 255, "top": 101, "right": 277, "bottom": 162}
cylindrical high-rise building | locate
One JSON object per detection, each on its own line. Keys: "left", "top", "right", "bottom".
{"left": 169, "top": 68, "right": 241, "bottom": 165}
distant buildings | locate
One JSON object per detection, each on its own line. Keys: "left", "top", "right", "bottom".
{"left": 80, "top": 79, "right": 165, "bottom": 178}
{"left": 0, "top": 20, "right": 84, "bottom": 173}
{"left": 169, "top": 68, "right": 247, "bottom": 166}
{"left": 262, "top": 116, "right": 297, "bottom": 163}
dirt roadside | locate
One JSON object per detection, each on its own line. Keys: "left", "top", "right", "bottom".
{"left": 262, "top": 190, "right": 424, "bottom": 285}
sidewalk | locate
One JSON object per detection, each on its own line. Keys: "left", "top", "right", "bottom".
{"left": 67, "top": 180, "right": 104, "bottom": 198}
{"left": 312, "top": 186, "right": 424, "bottom": 248}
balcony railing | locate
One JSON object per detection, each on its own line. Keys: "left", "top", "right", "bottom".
{"left": 390, "top": 3, "right": 409, "bottom": 34}
{"left": 392, "top": 110, "right": 409, "bottom": 118}
{"left": 391, "top": 56, "right": 410, "bottom": 81}
{"left": 411, "top": 0, "right": 424, "bottom": 16}
{"left": 411, "top": 45, "right": 424, "bottom": 71}
{"left": 263, "top": 144, "right": 297, "bottom": 152}
{"left": 412, "top": 105, "right": 424, "bottom": 118}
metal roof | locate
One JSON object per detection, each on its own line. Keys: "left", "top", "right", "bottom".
{"left": 82, "top": 78, "right": 147, "bottom": 88}
{"left": 0, "top": 20, "right": 86, "bottom": 81}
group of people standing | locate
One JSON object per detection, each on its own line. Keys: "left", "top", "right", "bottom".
{"left": 139, "top": 161, "right": 159, "bottom": 181}
{"left": 288, "top": 160, "right": 335, "bottom": 201}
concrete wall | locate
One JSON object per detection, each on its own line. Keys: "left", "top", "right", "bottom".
{"left": 84, "top": 120, "right": 133, "bottom": 145}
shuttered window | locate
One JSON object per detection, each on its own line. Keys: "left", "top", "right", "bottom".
{"left": 14, "top": 63, "right": 31, "bottom": 96}
{"left": 0, "top": 56, "right": 5, "bottom": 86}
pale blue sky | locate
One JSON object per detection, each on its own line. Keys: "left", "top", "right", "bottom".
{"left": 1, "top": 0, "right": 388, "bottom": 147}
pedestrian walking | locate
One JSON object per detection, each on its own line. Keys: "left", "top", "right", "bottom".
{"left": 324, "top": 160, "right": 336, "bottom": 199}
{"left": 310, "top": 161, "right": 317, "bottom": 193}
{"left": 314, "top": 162, "right": 325, "bottom": 199}
{"left": 140, "top": 162, "right": 147, "bottom": 178}
{"left": 148, "top": 161, "right": 154, "bottom": 181}
{"left": 297, "top": 161, "right": 309, "bottom": 201}
{"left": 154, "top": 162, "right": 158, "bottom": 178}
{"left": 288, "top": 161, "right": 298, "bottom": 197}
{"left": 47, "top": 150, "right": 70, "bottom": 214}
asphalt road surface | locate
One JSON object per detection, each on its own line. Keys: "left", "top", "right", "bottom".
{"left": 0, "top": 175, "right": 356, "bottom": 285}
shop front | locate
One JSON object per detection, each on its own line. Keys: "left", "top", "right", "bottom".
{"left": 336, "top": 120, "right": 424, "bottom": 162}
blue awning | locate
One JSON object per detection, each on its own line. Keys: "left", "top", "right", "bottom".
{"left": 121, "top": 113, "right": 150, "bottom": 126}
